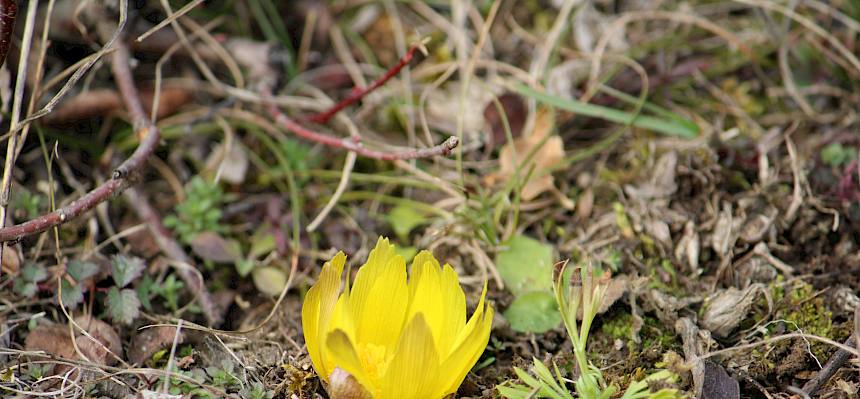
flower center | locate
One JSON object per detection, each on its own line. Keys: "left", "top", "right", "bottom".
{"left": 357, "top": 342, "right": 388, "bottom": 382}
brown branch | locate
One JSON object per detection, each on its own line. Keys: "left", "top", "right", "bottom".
{"left": 266, "top": 98, "right": 458, "bottom": 160}
{"left": 123, "top": 188, "right": 222, "bottom": 326}
{"left": 0, "top": 42, "right": 160, "bottom": 243}
{"left": 0, "top": 0, "right": 16, "bottom": 67}
{"left": 801, "top": 335, "right": 857, "bottom": 396}
{"left": 307, "top": 43, "right": 420, "bottom": 124}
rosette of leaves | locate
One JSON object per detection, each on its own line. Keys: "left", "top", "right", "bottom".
{"left": 164, "top": 176, "right": 226, "bottom": 244}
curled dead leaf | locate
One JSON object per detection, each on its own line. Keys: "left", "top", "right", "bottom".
{"left": 483, "top": 92, "right": 526, "bottom": 149}
{"left": 699, "top": 285, "right": 767, "bottom": 339}
{"left": 73, "top": 315, "right": 122, "bottom": 365}
{"left": 488, "top": 107, "right": 564, "bottom": 200}
{"left": 128, "top": 326, "right": 185, "bottom": 365}
{"left": 190, "top": 232, "right": 242, "bottom": 263}
{"left": 24, "top": 320, "right": 122, "bottom": 376}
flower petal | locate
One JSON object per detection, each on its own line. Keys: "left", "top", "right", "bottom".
{"left": 302, "top": 251, "right": 347, "bottom": 381}
{"left": 348, "top": 237, "right": 408, "bottom": 351}
{"left": 438, "top": 284, "right": 494, "bottom": 396}
{"left": 326, "top": 329, "right": 374, "bottom": 395}
{"left": 379, "top": 314, "right": 441, "bottom": 399}
{"left": 406, "top": 256, "right": 466, "bottom": 355}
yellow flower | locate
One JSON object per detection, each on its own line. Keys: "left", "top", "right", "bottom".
{"left": 302, "top": 237, "right": 494, "bottom": 399}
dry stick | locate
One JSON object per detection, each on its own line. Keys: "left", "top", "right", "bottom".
{"left": 266, "top": 99, "right": 459, "bottom": 161}
{"left": 0, "top": 0, "right": 17, "bottom": 67}
{"left": 801, "top": 335, "right": 857, "bottom": 396}
{"left": 306, "top": 44, "right": 421, "bottom": 124}
{"left": 0, "top": 0, "right": 37, "bottom": 265}
{"left": 0, "top": 43, "right": 158, "bottom": 243}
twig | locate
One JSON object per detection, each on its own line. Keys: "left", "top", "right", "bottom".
{"left": 0, "top": 0, "right": 38, "bottom": 263}
{"left": 123, "top": 188, "right": 222, "bottom": 326}
{"left": 306, "top": 43, "right": 421, "bottom": 124}
{"left": 0, "top": 0, "right": 16, "bottom": 67}
{"left": 801, "top": 335, "right": 857, "bottom": 396}
{"left": 266, "top": 98, "right": 459, "bottom": 160}
{"left": 0, "top": 42, "right": 158, "bottom": 243}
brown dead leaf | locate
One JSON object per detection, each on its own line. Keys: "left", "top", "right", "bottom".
{"left": 702, "top": 361, "right": 740, "bottom": 399}
{"left": 24, "top": 321, "right": 117, "bottom": 376}
{"left": 1, "top": 246, "right": 19, "bottom": 275}
{"left": 25, "top": 323, "right": 77, "bottom": 360}
{"left": 489, "top": 107, "right": 564, "bottom": 200}
{"left": 699, "top": 285, "right": 766, "bottom": 338}
{"left": 128, "top": 327, "right": 185, "bottom": 365}
{"left": 205, "top": 143, "right": 249, "bottom": 185}
{"left": 483, "top": 92, "right": 526, "bottom": 149}
{"left": 73, "top": 315, "right": 122, "bottom": 365}
{"left": 190, "top": 232, "right": 242, "bottom": 263}
{"left": 44, "top": 85, "right": 193, "bottom": 125}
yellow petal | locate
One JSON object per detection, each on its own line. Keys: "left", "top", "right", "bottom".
{"left": 438, "top": 284, "right": 494, "bottom": 396}
{"left": 326, "top": 329, "right": 374, "bottom": 395}
{"left": 379, "top": 314, "right": 441, "bottom": 399}
{"left": 348, "top": 237, "right": 408, "bottom": 350}
{"left": 302, "top": 251, "right": 347, "bottom": 381}
{"left": 406, "top": 257, "right": 466, "bottom": 354}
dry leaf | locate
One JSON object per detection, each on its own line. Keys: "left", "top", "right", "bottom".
{"left": 490, "top": 107, "right": 564, "bottom": 200}
{"left": 700, "top": 285, "right": 765, "bottom": 338}
{"left": 25, "top": 323, "right": 77, "bottom": 360}
{"left": 128, "top": 326, "right": 185, "bottom": 365}
{"left": 206, "top": 143, "right": 249, "bottom": 185}
{"left": 483, "top": 92, "right": 526, "bottom": 148}
{"left": 190, "top": 232, "right": 242, "bottom": 263}
{"left": 702, "top": 361, "right": 740, "bottom": 399}
{"left": 73, "top": 315, "right": 122, "bottom": 365}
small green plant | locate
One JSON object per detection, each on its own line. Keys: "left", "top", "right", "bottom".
{"left": 164, "top": 176, "right": 226, "bottom": 244}
{"left": 152, "top": 273, "right": 185, "bottom": 312}
{"left": 106, "top": 255, "right": 145, "bottom": 324}
{"left": 498, "top": 261, "right": 685, "bottom": 399}
{"left": 14, "top": 263, "right": 48, "bottom": 298}
{"left": 240, "top": 382, "right": 274, "bottom": 399}
{"left": 12, "top": 189, "right": 42, "bottom": 219}
{"left": 820, "top": 142, "right": 855, "bottom": 168}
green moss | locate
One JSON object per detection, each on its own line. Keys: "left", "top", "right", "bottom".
{"left": 602, "top": 312, "right": 634, "bottom": 341}
{"left": 768, "top": 279, "right": 843, "bottom": 360}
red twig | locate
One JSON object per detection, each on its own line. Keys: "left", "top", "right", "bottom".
{"left": 0, "top": 0, "right": 16, "bottom": 67}
{"left": 0, "top": 43, "right": 159, "bottom": 243}
{"left": 307, "top": 44, "right": 420, "bottom": 124}
{"left": 267, "top": 99, "right": 458, "bottom": 160}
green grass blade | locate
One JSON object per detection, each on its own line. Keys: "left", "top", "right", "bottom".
{"left": 512, "top": 84, "right": 699, "bottom": 138}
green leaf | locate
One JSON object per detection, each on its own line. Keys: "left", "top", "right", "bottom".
{"left": 394, "top": 245, "right": 418, "bottom": 263}
{"left": 503, "top": 291, "right": 562, "bottom": 333}
{"left": 60, "top": 279, "right": 84, "bottom": 309}
{"left": 14, "top": 282, "right": 37, "bottom": 298}
{"left": 137, "top": 275, "right": 155, "bottom": 311}
{"left": 252, "top": 266, "right": 287, "bottom": 296}
{"left": 513, "top": 84, "right": 699, "bottom": 138}
{"left": 821, "top": 142, "right": 855, "bottom": 167}
{"left": 248, "top": 225, "right": 276, "bottom": 259}
{"left": 20, "top": 263, "right": 48, "bottom": 283}
{"left": 67, "top": 260, "right": 99, "bottom": 282}
{"left": 496, "top": 235, "right": 554, "bottom": 296}
{"left": 235, "top": 259, "right": 256, "bottom": 278}
{"left": 111, "top": 255, "right": 145, "bottom": 288}
{"left": 386, "top": 204, "right": 430, "bottom": 241}
{"left": 107, "top": 287, "right": 141, "bottom": 324}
